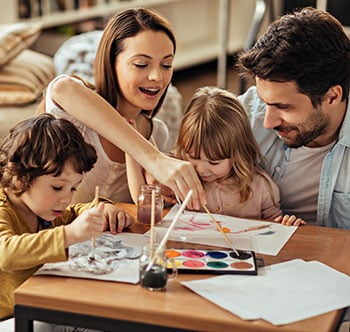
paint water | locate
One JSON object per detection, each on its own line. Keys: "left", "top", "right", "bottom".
{"left": 140, "top": 264, "right": 167, "bottom": 291}
{"left": 137, "top": 206, "right": 163, "bottom": 224}
{"left": 139, "top": 244, "right": 177, "bottom": 291}
{"left": 137, "top": 184, "right": 164, "bottom": 224}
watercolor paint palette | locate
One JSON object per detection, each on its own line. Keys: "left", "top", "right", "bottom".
{"left": 165, "top": 249, "right": 257, "bottom": 275}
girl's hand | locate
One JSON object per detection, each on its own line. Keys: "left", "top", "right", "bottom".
{"left": 102, "top": 204, "right": 134, "bottom": 234}
{"left": 64, "top": 203, "right": 105, "bottom": 247}
{"left": 275, "top": 215, "right": 307, "bottom": 226}
{"left": 161, "top": 185, "right": 177, "bottom": 206}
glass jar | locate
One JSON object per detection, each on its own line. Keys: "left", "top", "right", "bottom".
{"left": 139, "top": 243, "right": 177, "bottom": 291}
{"left": 137, "top": 184, "right": 163, "bottom": 225}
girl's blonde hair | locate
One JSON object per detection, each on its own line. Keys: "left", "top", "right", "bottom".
{"left": 174, "top": 86, "right": 267, "bottom": 203}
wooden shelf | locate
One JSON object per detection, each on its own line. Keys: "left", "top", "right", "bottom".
{"left": 2, "top": 0, "right": 259, "bottom": 71}
{"left": 15, "top": 0, "right": 181, "bottom": 29}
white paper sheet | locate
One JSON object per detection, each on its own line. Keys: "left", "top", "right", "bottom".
{"left": 147, "top": 205, "right": 297, "bottom": 255}
{"left": 35, "top": 233, "right": 148, "bottom": 284}
{"left": 182, "top": 259, "right": 350, "bottom": 325}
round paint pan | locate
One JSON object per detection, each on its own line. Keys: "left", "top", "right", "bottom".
{"left": 229, "top": 250, "right": 252, "bottom": 260}
{"left": 206, "top": 251, "right": 228, "bottom": 259}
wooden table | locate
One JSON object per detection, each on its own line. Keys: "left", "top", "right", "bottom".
{"left": 14, "top": 203, "right": 350, "bottom": 332}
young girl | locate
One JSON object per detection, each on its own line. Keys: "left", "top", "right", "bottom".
{"left": 41, "top": 7, "right": 204, "bottom": 210}
{"left": 128, "top": 86, "right": 305, "bottom": 226}
{"left": 0, "top": 114, "right": 133, "bottom": 323}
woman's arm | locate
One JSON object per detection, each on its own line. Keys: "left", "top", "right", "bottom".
{"left": 126, "top": 153, "right": 146, "bottom": 204}
{"left": 50, "top": 76, "right": 205, "bottom": 209}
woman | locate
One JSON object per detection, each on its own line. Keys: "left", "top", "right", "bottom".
{"left": 43, "top": 7, "right": 204, "bottom": 209}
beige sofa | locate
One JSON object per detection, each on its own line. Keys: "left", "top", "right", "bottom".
{"left": 0, "top": 103, "right": 37, "bottom": 140}
{"left": 0, "top": 28, "right": 183, "bottom": 152}
{"left": 0, "top": 22, "right": 56, "bottom": 140}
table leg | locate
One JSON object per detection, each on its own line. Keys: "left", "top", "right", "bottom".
{"left": 14, "top": 304, "right": 189, "bottom": 331}
{"left": 14, "top": 305, "right": 33, "bottom": 332}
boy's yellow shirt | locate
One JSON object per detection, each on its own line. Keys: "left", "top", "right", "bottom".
{"left": 0, "top": 189, "right": 95, "bottom": 320}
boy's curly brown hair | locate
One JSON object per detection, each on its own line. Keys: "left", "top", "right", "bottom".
{"left": 0, "top": 114, "right": 97, "bottom": 195}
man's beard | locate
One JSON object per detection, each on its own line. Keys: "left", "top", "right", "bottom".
{"left": 275, "top": 107, "right": 328, "bottom": 148}
{"left": 277, "top": 124, "right": 328, "bottom": 148}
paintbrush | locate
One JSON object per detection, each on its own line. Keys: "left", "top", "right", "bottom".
{"left": 88, "top": 186, "right": 99, "bottom": 261}
{"left": 175, "top": 195, "right": 182, "bottom": 205}
{"left": 149, "top": 188, "right": 156, "bottom": 258}
{"left": 201, "top": 204, "right": 240, "bottom": 257}
{"left": 145, "top": 189, "right": 193, "bottom": 272}
{"left": 232, "top": 224, "right": 270, "bottom": 234}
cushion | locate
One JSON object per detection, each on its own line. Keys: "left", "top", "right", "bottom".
{"left": 54, "top": 30, "right": 103, "bottom": 82}
{"left": 0, "top": 49, "right": 56, "bottom": 106}
{"left": 0, "top": 22, "right": 42, "bottom": 67}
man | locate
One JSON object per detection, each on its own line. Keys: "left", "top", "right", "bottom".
{"left": 237, "top": 7, "right": 350, "bottom": 228}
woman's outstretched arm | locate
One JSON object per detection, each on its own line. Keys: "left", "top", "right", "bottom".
{"left": 51, "top": 76, "right": 205, "bottom": 209}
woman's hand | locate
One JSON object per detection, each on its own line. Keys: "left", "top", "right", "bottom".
{"left": 149, "top": 153, "right": 206, "bottom": 210}
{"left": 275, "top": 215, "right": 307, "bottom": 226}
{"left": 51, "top": 78, "right": 206, "bottom": 209}
{"left": 143, "top": 171, "right": 177, "bottom": 206}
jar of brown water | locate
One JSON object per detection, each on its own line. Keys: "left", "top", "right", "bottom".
{"left": 137, "top": 185, "right": 163, "bottom": 224}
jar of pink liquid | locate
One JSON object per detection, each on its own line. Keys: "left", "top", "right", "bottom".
{"left": 137, "top": 185, "right": 163, "bottom": 224}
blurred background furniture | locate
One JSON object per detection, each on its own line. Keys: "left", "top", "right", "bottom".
{"left": 316, "top": 0, "right": 350, "bottom": 36}
{"left": 1, "top": 0, "right": 260, "bottom": 71}
{"left": 0, "top": 0, "right": 267, "bottom": 141}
